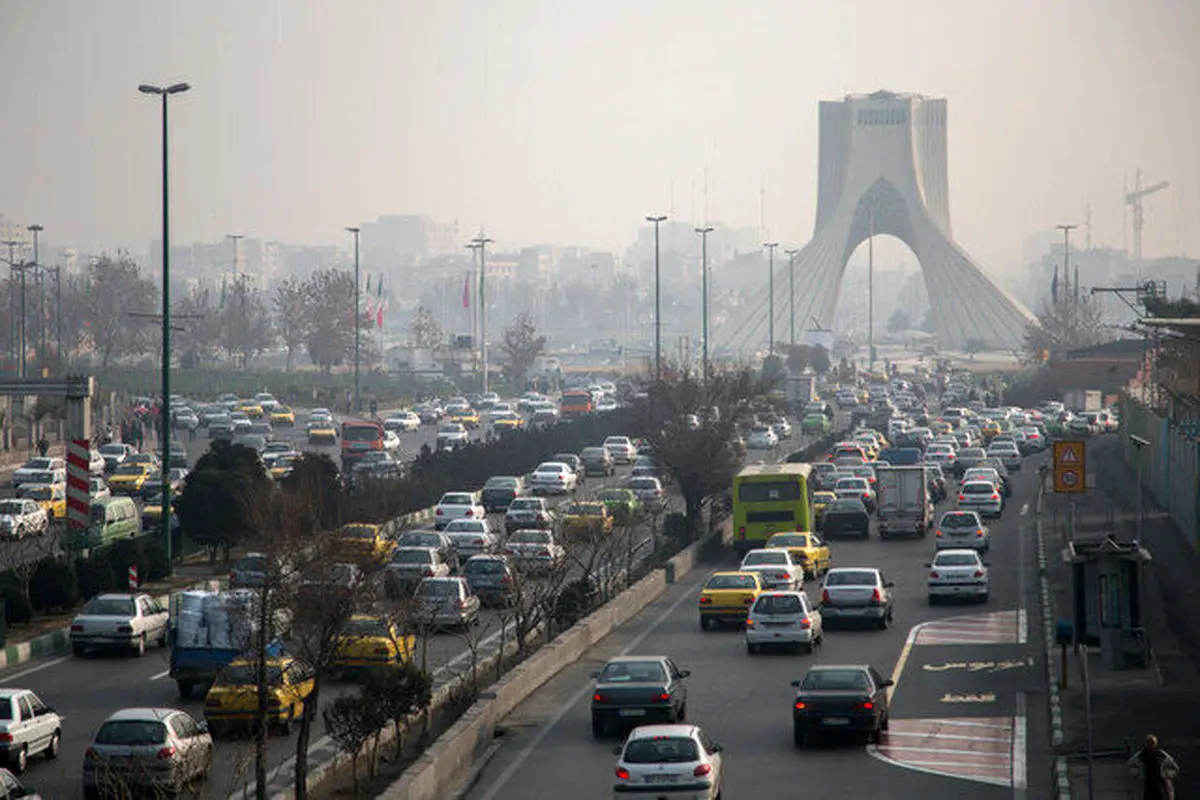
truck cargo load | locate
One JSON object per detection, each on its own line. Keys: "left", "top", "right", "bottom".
{"left": 876, "top": 465, "right": 932, "bottom": 539}
{"left": 169, "top": 589, "right": 289, "bottom": 699}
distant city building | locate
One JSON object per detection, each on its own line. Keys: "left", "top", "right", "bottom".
{"left": 360, "top": 215, "right": 459, "bottom": 266}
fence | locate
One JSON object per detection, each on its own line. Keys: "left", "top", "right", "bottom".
{"left": 1120, "top": 395, "right": 1200, "bottom": 553}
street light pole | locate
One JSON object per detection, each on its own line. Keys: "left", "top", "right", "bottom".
{"left": 53, "top": 266, "right": 62, "bottom": 372}
{"left": 227, "top": 234, "right": 244, "bottom": 368}
{"left": 140, "top": 80, "right": 191, "bottom": 566}
{"left": 1057, "top": 224, "right": 1078, "bottom": 305}
{"left": 647, "top": 215, "right": 667, "bottom": 383}
{"left": 471, "top": 234, "right": 494, "bottom": 396}
{"left": 764, "top": 242, "right": 778, "bottom": 356}
{"left": 1, "top": 240, "right": 20, "bottom": 374}
{"left": 785, "top": 248, "right": 799, "bottom": 348}
{"left": 695, "top": 226, "right": 713, "bottom": 385}
{"left": 27, "top": 225, "right": 43, "bottom": 371}
{"left": 345, "top": 227, "right": 361, "bottom": 412}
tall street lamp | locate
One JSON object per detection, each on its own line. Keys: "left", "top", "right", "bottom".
{"left": 226, "top": 233, "right": 244, "bottom": 367}
{"left": 647, "top": 215, "right": 667, "bottom": 383}
{"left": 345, "top": 227, "right": 361, "bottom": 412}
{"left": 53, "top": 266, "right": 62, "bottom": 373}
{"left": 27, "top": 225, "right": 43, "bottom": 371}
{"left": 785, "top": 248, "right": 799, "bottom": 348}
{"left": 1057, "top": 223, "right": 1078, "bottom": 305}
{"left": 471, "top": 234, "right": 494, "bottom": 395}
{"left": 139, "top": 80, "right": 190, "bottom": 566}
{"left": 763, "top": 242, "right": 778, "bottom": 356}
{"left": 695, "top": 226, "right": 713, "bottom": 385}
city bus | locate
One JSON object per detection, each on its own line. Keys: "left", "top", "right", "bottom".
{"left": 560, "top": 390, "right": 594, "bottom": 418}
{"left": 340, "top": 418, "right": 385, "bottom": 467}
{"left": 732, "top": 463, "right": 813, "bottom": 556}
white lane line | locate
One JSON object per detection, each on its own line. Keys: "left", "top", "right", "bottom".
{"left": 868, "top": 747, "right": 1010, "bottom": 787}
{"left": 887, "top": 620, "right": 926, "bottom": 703}
{"left": 1013, "top": 693, "right": 1028, "bottom": 794}
{"left": 1021, "top": 503, "right": 1029, "bottom": 517}
{"left": 884, "top": 731, "right": 1012, "bottom": 743}
{"left": 1017, "top": 609, "right": 1028, "bottom": 645}
{"left": 476, "top": 572, "right": 708, "bottom": 800}
{"left": 0, "top": 655, "right": 70, "bottom": 680}
{"left": 890, "top": 759, "right": 1011, "bottom": 771}
{"left": 879, "top": 745, "right": 1011, "bottom": 758}
{"left": 151, "top": 669, "right": 171, "bottom": 680}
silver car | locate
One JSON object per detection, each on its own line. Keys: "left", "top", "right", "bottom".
{"left": 818, "top": 568, "right": 895, "bottom": 629}
{"left": 81, "top": 707, "right": 213, "bottom": 797}
{"left": 957, "top": 480, "right": 1003, "bottom": 518}
{"left": 443, "top": 519, "right": 499, "bottom": 559}
{"left": 739, "top": 549, "right": 803, "bottom": 591}
{"left": 0, "top": 689, "right": 61, "bottom": 773}
{"left": 413, "top": 577, "right": 481, "bottom": 630}
{"left": 745, "top": 591, "right": 823, "bottom": 654}
{"left": 985, "top": 441, "right": 1022, "bottom": 471}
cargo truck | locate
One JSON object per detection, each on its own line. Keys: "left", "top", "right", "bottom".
{"left": 786, "top": 374, "right": 817, "bottom": 408}
{"left": 1062, "top": 389, "right": 1102, "bottom": 413}
{"left": 875, "top": 465, "right": 931, "bottom": 539}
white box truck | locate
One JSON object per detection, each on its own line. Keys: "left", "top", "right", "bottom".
{"left": 876, "top": 465, "right": 931, "bottom": 539}
{"left": 786, "top": 374, "right": 817, "bottom": 407}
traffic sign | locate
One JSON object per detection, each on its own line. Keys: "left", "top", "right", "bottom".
{"left": 1053, "top": 440, "right": 1087, "bottom": 494}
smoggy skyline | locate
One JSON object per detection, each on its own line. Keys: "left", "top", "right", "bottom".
{"left": 2, "top": 0, "right": 1198, "bottom": 275}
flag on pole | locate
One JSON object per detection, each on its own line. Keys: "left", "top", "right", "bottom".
{"left": 377, "top": 303, "right": 384, "bottom": 328}
{"left": 365, "top": 274, "right": 372, "bottom": 294}
{"left": 1051, "top": 267, "right": 1059, "bottom": 304}
{"left": 377, "top": 275, "right": 384, "bottom": 299}
{"left": 462, "top": 273, "right": 470, "bottom": 308}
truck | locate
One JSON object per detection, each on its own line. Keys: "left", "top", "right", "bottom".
{"left": 168, "top": 590, "right": 290, "bottom": 700}
{"left": 875, "top": 465, "right": 932, "bottom": 539}
{"left": 1062, "top": 389, "right": 1102, "bottom": 413}
{"left": 786, "top": 374, "right": 817, "bottom": 408}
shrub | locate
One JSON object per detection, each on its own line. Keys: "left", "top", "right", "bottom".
{"left": 29, "top": 559, "right": 78, "bottom": 613}
{"left": 553, "top": 578, "right": 596, "bottom": 630}
{"left": 75, "top": 557, "right": 116, "bottom": 600}
{"left": 2, "top": 591, "right": 32, "bottom": 626}
{"left": 142, "top": 539, "right": 171, "bottom": 582}
{"left": 107, "top": 539, "right": 146, "bottom": 588}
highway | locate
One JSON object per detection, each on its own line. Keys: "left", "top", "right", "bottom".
{"left": 460, "top": 452, "right": 1052, "bottom": 800}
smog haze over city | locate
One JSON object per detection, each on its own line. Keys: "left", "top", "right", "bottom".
{"left": 2, "top": 0, "right": 1199, "bottom": 273}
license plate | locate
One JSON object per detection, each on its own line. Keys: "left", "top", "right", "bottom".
{"left": 645, "top": 774, "right": 679, "bottom": 784}
{"left": 839, "top": 607, "right": 866, "bottom": 615}
{"left": 823, "top": 717, "right": 850, "bottom": 726}
{"left": 619, "top": 709, "right": 646, "bottom": 717}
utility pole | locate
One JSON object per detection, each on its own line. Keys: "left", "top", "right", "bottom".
{"left": 139, "top": 80, "right": 191, "bottom": 566}
{"left": 647, "top": 215, "right": 667, "bottom": 383}
{"left": 53, "top": 266, "right": 62, "bottom": 373}
{"left": 227, "top": 234, "right": 244, "bottom": 368}
{"left": 868, "top": 206, "right": 876, "bottom": 371}
{"left": 345, "top": 226, "right": 361, "bottom": 411}
{"left": 764, "top": 242, "right": 778, "bottom": 356}
{"left": 28, "top": 225, "right": 44, "bottom": 372}
{"left": 471, "top": 233, "right": 494, "bottom": 395}
{"left": 1, "top": 240, "right": 22, "bottom": 375}
{"left": 695, "top": 226, "right": 713, "bottom": 386}
{"left": 1057, "top": 224, "right": 1078, "bottom": 305}
{"left": 465, "top": 241, "right": 482, "bottom": 368}
{"left": 785, "top": 248, "right": 799, "bottom": 348}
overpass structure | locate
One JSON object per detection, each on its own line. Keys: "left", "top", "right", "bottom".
{"left": 719, "top": 91, "right": 1034, "bottom": 354}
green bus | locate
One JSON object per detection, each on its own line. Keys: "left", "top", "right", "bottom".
{"left": 732, "top": 463, "right": 813, "bottom": 556}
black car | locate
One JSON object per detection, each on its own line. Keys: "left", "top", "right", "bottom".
{"left": 394, "top": 530, "right": 459, "bottom": 572}
{"left": 821, "top": 499, "right": 871, "bottom": 540}
{"left": 590, "top": 655, "right": 690, "bottom": 738}
{"left": 791, "top": 664, "right": 891, "bottom": 747}
{"left": 480, "top": 476, "right": 526, "bottom": 512}
{"left": 461, "top": 555, "right": 515, "bottom": 607}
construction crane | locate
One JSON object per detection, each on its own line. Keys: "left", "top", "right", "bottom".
{"left": 1125, "top": 168, "right": 1169, "bottom": 263}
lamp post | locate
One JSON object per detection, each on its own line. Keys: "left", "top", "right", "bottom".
{"left": 53, "top": 266, "right": 62, "bottom": 373}
{"left": 345, "top": 227, "right": 361, "bottom": 411}
{"left": 647, "top": 215, "right": 667, "bottom": 383}
{"left": 1, "top": 240, "right": 20, "bottom": 374}
{"left": 695, "top": 226, "right": 713, "bottom": 386}
{"left": 764, "top": 242, "right": 778, "bottom": 356}
{"left": 785, "top": 248, "right": 799, "bottom": 348}
{"left": 139, "top": 81, "right": 190, "bottom": 566}
{"left": 471, "top": 234, "right": 494, "bottom": 395}
{"left": 27, "top": 225, "right": 43, "bottom": 372}
{"left": 1056, "top": 223, "right": 1078, "bottom": 305}
{"left": 226, "top": 234, "right": 244, "bottom": 368}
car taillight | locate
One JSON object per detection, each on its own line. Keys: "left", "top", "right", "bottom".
{"left": 615, "top": 766, "right": 630, "bottom": 780}
{"left": 501, "top": 575, "right": 512, "bottom": 584}
{"left": 71, "top": 624, "right": 83, "bottom": 632}
{"left": 594, "top": 693, "right": 608, "bottom": 703}
{"left": 464, "top": 510, "right": 474, "bottom": 517}
{"left": 958, "top": 495, "right": 966, "bottom": 502}
{"left": 744, "top": 619, "right": 756, "bottom": 627}
{"left": 743, "top": 596, "right": 755, "bottom": 604}
{"left": 935, "top": 530, "right": 943, "bottom": 537}
{"left": 454, "top": 599, "right": 465, "bottom": 609}
{"left": 423, "top": 567, "right": 435, "bottom": 576}
{"left": 929, "top": 571, "right": 939, "bottom": 579}
{"left": 799, "top": 617, "right": 811, "bottom": 629}
{"left": 870, "top": 588, "right": 882, "bottom": 604}
{"left": 991, "top": 493, "right": 1000, "bottom": 500}
{"left": 694, "top": 763, "right": 713, "bottom": 777}
{"left": 794, "top": 700, "right": 807, "bottom": 710}
{"left": 536, "top": 514, "right": 546, "bottom": 521}
{"left": 821, "top": 590, "right": 831, "bottom": 604}
{"left": 974, "top": 569, "right": 985, "bottom": 578}
{"left": 657, "top": 693, "right": 671, "bottom": 702}
{"left": 861, "top": 701, "right": 874, "bottom": 710}
{"left": 157, "top": 746, "right": 176, "bottom": 760}
{"left": 699, "top": 596, "right": 712, "bottom": 605}
{"left": 85, "top": 747, "right": 98, "bottom": 760}
{"left": 0, "top": 733, "right": 11, "bottom": 744}
{"left": 436, "top": 508, "right": 444, "bottom": 515}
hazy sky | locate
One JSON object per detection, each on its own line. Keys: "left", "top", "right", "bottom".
{"left": 2, "top": 0, "right": 1199, "bottom": 274}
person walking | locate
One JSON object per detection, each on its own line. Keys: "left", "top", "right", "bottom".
{"left": 1128, "top": 734, "right": 1180, "bottom": 800}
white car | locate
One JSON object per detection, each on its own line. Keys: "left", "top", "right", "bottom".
{"left": 444, "top": 397, "right": 471, "bottom": 415}
{"left": 935, "top": 510, "right": 990, "bottom": 551}
{"left": 88, "top": 449, "right": 106, "bottom": 476}
{"left": 739, "top": 549, "right": 803, "bottom": 591}
{"left": 443, "top": 517, "right": 499, "bottom": 559}
{"left": 70, "top": 592, "right": 169, "bottom": 657}
{"left": 0, "top": 687, "right": 63, "bottom": 772}
{"left": 745, "top": 590, "right": 823, "bottom": 654}
{"left": 746, "top": 427, "right": 779, "bottom": 449}
{"left": 960, "top": 467, "right": 1003, "bottom": 489}
{"left": 383, "top": 411, "right": 421, "bottom": 432}
{"left": 382, "top": 430, "right": 402, "bottom": 452}
{"left": 613, "top": 724, "right": 724, "bottom": 799}
{"left": 504, "top": 529, "right": 566, "bottom": 573}
{"left": 530, "top": 462, "right": 578, "bottom": 495}
{"left": 0, "top": 499, "right": 49, "bottom": 540}
{"left": 436, "top": 423, "right": 469, "bottom": 450}
{"left": 767, "top": 416, "right": 792, "bottom": 440}
{"left": 433, "top": 492, "right": 486, "bottom": 529}
{"left": 90, "top": 477, "right": 112, "bottom": 502}
{"left": 957, "top": 480, "right": 1003, "bottom": 518}
{"left": 628, "top": 476, "right": 665, "bottom": 507}
{"left": 927, "top": 549, "right": 990, "bottom": 603}
{"left": 833, "top": 476, "right": 875, "bottom": 510}
{"left": 11, "top": 457, "right": 66, "bottom": 488}
{"left": 602, "top": 436, "right": 637, "bottom": 464}
{"left": 985, "top": 441, "right": 1022, "bottom": 471}
{"left": 253, "top": 392, "right": 280, "bottom": 412}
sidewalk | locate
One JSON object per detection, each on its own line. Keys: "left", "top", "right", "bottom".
{"left": 1043, "top": 435, "right": 1200, "bottom": 798}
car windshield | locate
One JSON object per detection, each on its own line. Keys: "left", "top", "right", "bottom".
{"left": 569, "top": 503, "right": 605, "bottom": 515}
{"left": 439, "top": 425, "right": 463, "bottom": 435}
{"left": 935, "top": 553, "right": 980, "bottom": 567}
{"left": 416, "top": 580, "right": 458, "bottom": 597}
{"left": 446, "top": 520, "right": 483, "bottom": 532}
{"left": 825, "top": 570, "right": 877, "bottom": 586}
{"left": 704, "top": 574, "right": 757, "bottom": 590}
{"left": 343, "top": 425, "right": 381, "bottom": 442}
{"left": 835, "top": 478, "right": 867, "bottom": 490}
{"left": 220, "top": 665, "right": 283, "bottom": 685}
{"left": 597, "top": 490, "right": 630, "bottom": 502}
{"left": 99, "top": 445, "right": 125, "bottom": 456}
{"left": 509, "top": 499, "right": 540, "bottom": 510}
{"left": 0, "top": 501, "right": 27, "bottom": 514}
{"left": 465, "top": 559, "right": 506, "bottom": 574}
{"left": 536, "top": 464, "right": 565, "bottom": 474}
{"left": 392, "top": 549, "right": 433, "bottom": 565}
{"left": 743, "top": 551, "right": 786, "bottom": 566}
{"left": 629, "top": 479, "right": 659, "bottom": 490}
{"left": 509, "top": 531, "right": 550, "bottom": 544}
{"left": 827, "top": 500, "right": 864, "bottom": 512}
{"left": 941, "top": 514, "right": 978, "bottom": 529}
{"left": 769, "top": 535, "right": 806, "bottom": 547}
{"left": 963, "top": 483, "right": 994, "bottom": 494}
{"left": 84, "top": 597, "right": 136, "bottom": 616}
{"left": 485, "top": 477, "right": 518, "bottom": 489}
{"left": 114, "top": 465, "right": 144, "bottom": 476}
{"left": 440, "top": 494, "right": 473, "bottom": 505}
{"left": 235, "top": 556, "right": 267, "bottom": 573}
{"left": 801, "top": 669, "right": 871, "bottom": 691}
{"left": 95, "top": 720, "right": 169, "bottom": 746}
{"left": 622, "top": 736, "right": 700, "bottom": 764}
{"left": 599, "top": 661, "right": 666, "bottom": 683}
{"left": 341, "top": 618, "right": 392, "bottom": 637}
{"left": 398, "top": 533, "right": 440, "bottom": 548}
{"left": 24, "top": 458, "right": 53, "bottom": 470}
{"left": 753, "top": 594, "right": 804, "bottom": 614}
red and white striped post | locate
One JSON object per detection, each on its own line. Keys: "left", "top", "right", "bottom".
{"left": 66, "top": 438, "right": 91, "bottom": 530}
{"left": 128, "top": 565, "right": 139, "bottom": 591}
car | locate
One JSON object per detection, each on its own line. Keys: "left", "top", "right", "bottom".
{"left": 442, "top": 518, "right": 500, "bottom": 559}
{"left": 810, "top": 490, "right": 838, "bottom": 529}
{"left": 765, "top": 531, "right": 832, "bottom": 577}
{"left": 334, "top": 523, "right": 394, "bottom": 563}
{"left": 385, "top": 547, "right": 452, "bottom": 596}
{"left": 204, "top": 656, "right": 315, "bottom": 736}
{"left": 105, "top": 463, "right": 153, "bottom": 495}
{"left": 306, "top": 421, "right": 338, "bottom": 445}
{"left": 382, "top": 411, "right": 420, "bottom": 432}
{"left": 413, "top": 576, "right": 480, "bottom": 630}
{"left": 738, "top": 549, "right": 804, "bottom": 591}
{"left": 70, "top": 592, "right": 169, "bottom": 657}
{"left": 563, "top": 501, "right": 614, "bottom": 536}
{"left": 0, "top": 688, "right": 62, "bottom": 774}
{"left": 0, "top": 499, "right": 50, "bottom": 540}
{"left": 503, "top": 497, "right": 555, "bottom": 535}
{"left": 350, "top": 450, "right": 402, "bottom": 481}
{"left": 331, "top": 615, "right": 414, "bottom": 678}
{"left": 87, "top": 449, "right": 106, "bottom": 476}
{"left": 976, "top": 457, "right": 1014, "bottom": 497}
{"left": 745, "top": 590, "right": 824, "bottom": 655}
{"left": 268, "top": 406, "right": 296, "bottom": 427}
{"left": 530, "top": 462, "right": 578, "bottom": 495}
{"left": 953, "top": 447, "right": 988, "bottom": 475}
{"left": 82, "top": 707, "right": 214, "bottom": 797}
{"left": 960, "top": 466, "right": 1004, "bottom": 491}
{"left": 11, "top": 458, "right": 66, "bottom": 489}
{"left": 580, "top": 446, "right": 616, "bottom": 477}
{"left": 503, "top": 529, "right": 566, "bottom": 573}
{"left": 552, "top": 453, "right": 585, "bottom": 478}
{"left": 927, "top": 549, "right": 991, "bottom": 604}
{"left": 601, "top": 436, "right": 638, "bottom": 465}
{"left": 394, "top": 530, "right": 459, "bottom": 573}
{"left": 746, "top": 426, "right": 779, "bottom": 449}
{"left": 235, "top": 399, "right": 264, "bottom": 419}
{"left": 228, "top": 551, "right": 298, "bottom": 590}
{"left": 611, "top": 724, "right": 723, "bottom": 798}
{"left": 448, "top": 408, "right": 481, "bottom": 429}
{"left": 801, "top": 413, "right": 830, "bottom": 435}
{"left": 1020, "top": 425, "right": 1046, "bottom": 451}
{"left": 790, "top": 664, "right": 892, "bottom": 746}
{"left": 957, "top": 479, "right": 1003, "bottom": 518}
{"left": 433, "top": 492, "right": 486, "bottom": 529}
{"left": 595, "top": 488, "right": 641, "bottom": 524}
{"left": 923, "top": 463, "right": 948, "bottom": 502}
{"left": 833, "top": 477, "right": 875, "bottom": 513}
{"left": 480, "top": 475, "right": 526, "bottom": 513}
{"left": 820, "top": 498, "right": 871, "bottom": 539}
{"left": 819, "top": 568, "right": 895, "bottom": 629}
{"left": 698, "top": 571, "right": 765, "bottom": 630}
{"left": 935, "top": 509, "right": 991, "bottom": 551}
{"left": 986, "top": 441, "right": 1022, "bottom": 471}
{"left": 462, "top": 554, "right": 516, "bottom": 607}
{"left": 252, "top": 392, "right": 280, "bottom": 412}
{"left": 590, "top": 656, "right": 690, "bottom": 738}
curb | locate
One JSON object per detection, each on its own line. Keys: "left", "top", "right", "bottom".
{"left": 1034, "top": 483, "right": 1071, "bottom": 800}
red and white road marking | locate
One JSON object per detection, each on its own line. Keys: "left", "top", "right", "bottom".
{"left": 912, "top": 609, "right": 1027, "bottom": 646}
{"left": 871, "top": 716, "right": 1026, "bottom": 789}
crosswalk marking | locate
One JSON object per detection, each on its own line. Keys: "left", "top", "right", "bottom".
{"left": 913, "top": 610, "right": 1026, "bottom": 645}
{"left": 870, "top": 717, "right": 1022, "bottom": 788}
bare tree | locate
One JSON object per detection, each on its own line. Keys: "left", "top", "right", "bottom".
{"left": 500, "top": 312, "right": 546, "bottom": 387}
{"left": 273, "top": 275, "right": 308, "bottom": 373}
{"left": 410, "top": 305, "right": 445, "bottom": 350}
{"left": 1023, "top": 296, "right": 1106, "bottom": 362}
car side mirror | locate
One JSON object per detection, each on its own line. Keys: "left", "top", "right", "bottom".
{"left": 881, "top": 678, "right": 894, "bottom": 687}
{"left": 885, "top": 581, "right": 895, "bottom": 588}
{"left": 612, "top": 746, "right": 623, "bottom": 756}
{"left": 590, "top": 671, "right": 599, "bottom": 679}
{"left": 197, "top": 720, "right": 210, "bottom": 734}
{"left": 711, "top": 743, "right": 724, "bottom": 753}
{"left": 678, "top": 669, "right": 691, "bottom": 678}
{"left": 790, "top": 680, "right": 801, "bottom": 688}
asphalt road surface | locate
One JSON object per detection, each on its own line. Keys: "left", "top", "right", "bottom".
{"left": 460, "top": 454, "right": 1052, "bottom": 800}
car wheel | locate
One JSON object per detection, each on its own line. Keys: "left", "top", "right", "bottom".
{"left": 747, "top": 642, "right": 758, "bottom": 655}
{"left": 980, "top": 592, "right": 990, "bottom": 604}
{"left": 793, "top": 726, "right": 806, "bottom": 748}
{"left": 134, "top": 633, "right": 147, "bottom": 657}
{"left": 72, "top": 644, "right": 86, "bottom": 657}
{"left": 591, "top": 717, "right": 606, "bottom": 739}
{"left": 801, "top": 640, "right": 814, "bottom": 654}
{"left": 12, "top": 745, "right": 26, "bottom": 774}
{"left": 701, "top": 617, "right": 716, "bottom": 631}
{"left": 46, "top": 730, "right": 60, "bottom": 760}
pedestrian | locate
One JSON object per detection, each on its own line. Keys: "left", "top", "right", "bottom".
{"left": 36, "top": 437, "right": 49, "bottom": 457}
{"left": 1128, "top": 734, "right": 1179, "bottom": 800}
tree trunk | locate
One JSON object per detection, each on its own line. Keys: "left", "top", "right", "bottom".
{"left": 683, "top": 489, "right": 703, "bottom": 542}
{"left": 285, "top": 346, "right": 295, "bottom": 373}
{"left": 293, "top": 679, "right": 321, "bottom": 799}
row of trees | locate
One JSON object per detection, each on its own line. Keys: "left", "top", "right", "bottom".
{"left": 409, "top": 305, "right": 548, "bottom": 387}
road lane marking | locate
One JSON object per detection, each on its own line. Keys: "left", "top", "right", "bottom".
{"left": 151, "top": 669, "right": 170, "bottom": 680}
{"left": 870, "top": 717, "right": 1016, "bottom": 788}
{"left": 476, "top": 571, "right": 709, "bottom": 800}
{"left": 0, "top": 655, "right": 69, "bottom": 680}
{"left": 887, "top": 620, "right": 925, "bottom": 703}
{"left": 885, "top": 731, "right": 1011, "bottom": 742}
{"left": 912, "top": 610, "right": 1025, "bottom": 646}
{"left": 881, "top": 745, "right": 1009, "bottom": 757}
{"left": 1017, "top": 609, "right": 1027, "bottom": 644}
{"left": 1012, "top": 692, "right": 1027, "bottom": 794}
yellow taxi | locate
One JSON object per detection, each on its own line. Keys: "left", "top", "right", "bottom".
{"left": 335, "top": 523, "right": 394, "bottom": 562}
{"left": 307, "top": 420, "right": 338, "bottom": 445}
{"left": 855, "top": 387, "right": 870, "bottom": 403}
{"left": 269, "top": 453, "right": 300, "bottom": 481}
{"left": 852, "top": 437, "right": 880, "bottom": 460}
{"left": 698, "top": 571, "right": 765, "bottom": 630}
{"left": 979, "top": 419, "right": 1001, "bottom": 442}
{"left": 204, "top": 656, "right": 315, "bottom": 735}
{"left": 107, "top": 463, "right": 152, "bottom": 495}
{"left": 126, "top": 452, "right": 159, "bottom": 469}
{"left": 491, "top": 412, "right": 525, "bottom": 432}
{"left": 930, "top": 420, "right": 953, "bottom": 436}
{"left": 563, "top": 501, "right": 614, "bottom": 536}
{"left": 449, "top": 409, "right": 480, "bottom": 429}
{"left": 140, "top": 491, "right": 176, "bottom": 524}
{"left": 269, "top": 406, "right": 296, "bottom": 427}
{"left": 765, "top": 531, "right": 832, "bottom": 578}
{"left": 18, "top": 483, "right": 65, "bottom": 520}
{"left": 812, "top": 490, "right": 837, "bottom": 528}
{"left": 235, "top": 399, "right": 265, "bottom": 419}
{"left": 332, "top": 615, "right": 414, "bottom": 677}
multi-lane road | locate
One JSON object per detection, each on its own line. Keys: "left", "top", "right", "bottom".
{"left": 461, "top": 452, "right": 1052, "bottom": 800}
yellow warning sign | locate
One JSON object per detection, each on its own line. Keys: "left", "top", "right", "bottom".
{"left": 1053, "top": 440, "right": 1087, "bottom": 494}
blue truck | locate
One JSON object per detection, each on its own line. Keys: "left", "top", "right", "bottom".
{"left": 168, "top": 590, "right": 289, "bottom": 699}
